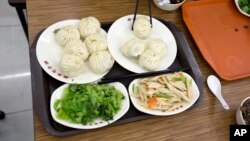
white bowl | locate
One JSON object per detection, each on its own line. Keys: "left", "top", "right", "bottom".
{"left": 153, "top": 0, "right": 186, "bottom": 11}
{"left": 236, "top": 96, "right": 250, "bottom": 125}
{"left": 234, "top": 0, "right": 250, "bottom": 17}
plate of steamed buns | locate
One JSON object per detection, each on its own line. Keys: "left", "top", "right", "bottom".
{"left": 36, "top": 17, "right": 114, "bottom": 84}
{"left": 107, "top": 14, "right": 177, "bottom": 73}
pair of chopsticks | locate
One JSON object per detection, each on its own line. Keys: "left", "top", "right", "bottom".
{"left": 131, "top": 0, "right": 153, "bottom": 30}
{"left": 98, "top": 67, "right": 189, "bottom": 84}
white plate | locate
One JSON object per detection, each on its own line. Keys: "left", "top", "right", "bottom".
{"left": 128, "top": 72, "right": 200, "bottom": 116}
{"left": 107, "top": 14, "right": 177, "bottom": 73}
{"left": 235, "top": 0, "right": 250, "bottom": 17}
{"left": 50, "top": 82, "right": 130, "bottom": 129}
{"left": 36, "top": 19, "right": 109, "bottom": 84}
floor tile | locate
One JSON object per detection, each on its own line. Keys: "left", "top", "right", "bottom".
{"left": 0, "top": 26, "right": 29, "bottom": 72}
{"left": 0, "top": 110, "right": 34, "bottom": 141}
{"left": 0, "top": 26, "right": 28, "bottom": 67}
{"left": 0, "top": 26, "right": 31, "bottom": 113}
{"left": 0, "top": 73, "right": 32, "bottom": 113}
{"left": 0, "top": 0, "right": 21, "bottom": 26}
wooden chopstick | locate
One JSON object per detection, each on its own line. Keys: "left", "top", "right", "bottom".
{"left": 98, "top": 67, "right": 189, "bottom": 84}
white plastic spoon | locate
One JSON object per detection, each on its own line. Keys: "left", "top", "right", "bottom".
{"left": 207, "top": 75, "right": 230, "bottom": 110}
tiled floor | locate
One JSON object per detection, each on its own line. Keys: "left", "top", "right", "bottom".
{"left": 0, "top": 0, "right": 34, "bottom": 141}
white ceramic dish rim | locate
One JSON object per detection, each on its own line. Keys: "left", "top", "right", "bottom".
{"left": 157, "top": 0, "right": 186, "bottom": 6}
{"left": 153, "top": 0, "right": 186, "bottom": 11}
{"left": 234, "top": 0, "right": 250, "bottom": 17}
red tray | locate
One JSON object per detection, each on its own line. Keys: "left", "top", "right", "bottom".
{"left": 183, "top": 0, "right": 250, "bottom": 80}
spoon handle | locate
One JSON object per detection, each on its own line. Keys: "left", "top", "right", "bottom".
{"left": 216, "top": 94, "right": 230, "bottom": 110}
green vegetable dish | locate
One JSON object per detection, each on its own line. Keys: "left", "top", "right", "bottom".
{"left": 54, "top": 84, "right": 125, "bottom": 124}
{"left": 238, "top": 0, "right": 250, "bottom": 14}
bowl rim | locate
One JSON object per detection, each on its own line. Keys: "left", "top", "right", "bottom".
{"left": 240, "top": 96, "right": 250, "bottom": 106}
{"left": 234, "top": 0, "right": 250, "bottom": 17}
{"left": 239, "top": 96, "right": 250, "bottom": 125}
{"left": 154, "top": 0, "right": 186, "bottom": 6}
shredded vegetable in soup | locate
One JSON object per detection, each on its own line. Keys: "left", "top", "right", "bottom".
{"left": 132, "top": 72, "right": 193, "bottom": 112}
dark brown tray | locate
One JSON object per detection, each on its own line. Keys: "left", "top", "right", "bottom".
{"left": 30, "top": 20, "right": 203, "bottom": 136}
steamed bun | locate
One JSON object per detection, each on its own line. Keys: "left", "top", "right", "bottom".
{"left": 139, "top": 49, "right": 160, "bottom": 71}
{"left": 147, "top": 38, "right": 167, "bottom": 58}
{"left": 120, "top": 38, "right": 145, "bottom": 57}
{"left": 85, "top": 34, "right": 108, "bottom": 54}
{"left": 64, "top": 39, "right": 89, "bottom": 61}
{"left": 60, "top": 53, "right": 84, "bottom": 77}
{"left": 55, "top": 25, "right": 80, "bottom": 47}
{"left": 79, "top": 16, "right": 101, "bottom": 38}
{"left": 88, "top": 51, "right": 114, "bottom": 74}
{"left": 133, "top": 16, "right": 152, "bottom": 39}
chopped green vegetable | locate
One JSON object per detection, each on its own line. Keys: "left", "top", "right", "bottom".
{"left": 54, "top": 84, "right": 124, "bottom": 124}
{"left": 171, "top": 74, "right": 186, "bottom": 83}
{"left": 171, "top": 77, "right": 183, "bottom": 82}
{"left": 188, "top": 79, "right": 192, "bottom": 86}
{"left": 154, "top": 93, "right": 172, "bottom": 100}
{"left": 238, "top": 0, "right": 250, "bottom": 14}
{"left": 184, "top": 78, "right": 192, "bottom": 90}
{"left": 132, "top": 84, "right": 139, "bottom": 93}
{"left": 54, "top": 28, "right": 60, "bottom": 34}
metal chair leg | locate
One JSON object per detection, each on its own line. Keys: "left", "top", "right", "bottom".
{"left": 0, "top": 110, "right": 5, "bottom": 119}
{"left": 16, "top": 7, "right": 28, "bottom": 40}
